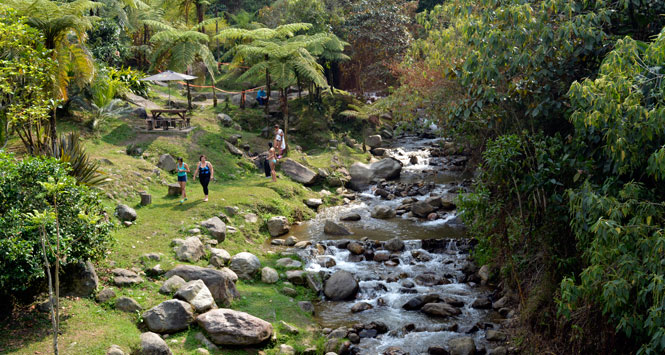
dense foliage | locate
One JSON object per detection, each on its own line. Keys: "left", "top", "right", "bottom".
{"left": 0, "top": 153, "right": 113, "bottom": 297}
{"left": 392, "top": 0, "right": 665, "bottom": 352}
{"left": 560, "top": 31, "right": 665, "bottom": 354}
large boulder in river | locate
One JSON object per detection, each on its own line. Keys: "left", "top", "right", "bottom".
{"left": 115, "top": 204, "right": 137, "bottom": 221}
{"left": 421, "top": 302, "right": 461, "bottom": 318}
{"left": 280, "top": 159, "right": 318, "bottom": 185}
{"left": 139, "top": 332, "right": 172, "bottom": 355}
{"left": 323, "top": 220, "right": 352, "bottom": 236}
{"left": 267, "top": 216, "right": 289, "bottom": 237}
{"left": 165, "top": 265, "right": 239, "bottom": 306}
{"left": 229, "top": 252, "right": 261, "bottom": 279}
{"left": 200, "top": 217, "right": 226, "bottom": 241}
{"left": 142, "top": 299, "right": 195, "bottom": 333}
{"left": 448, "top": 337, "right": 476, "bottom": 355}
{"left": 371, "top": 205, "right": 396, "bottom": 219}
{"left": 197, "top": 309, "right": 273, "bottom": 345}
{"left": 158, "top": 154, "right": 177, "bottom": 172}
{"left": 384, "top": 237, "right": 405, "bottom": 252}
{"left": 348, "top": 158, "right": 402, "bottom": 190}
{"left": 324, "top": 270, "right": 359, "bottom": 300}
{"left": 366, "top": 135, "right": 382, "bottom": 148}
{"left": 412, "top": 200, "right": 435, "bottom": 218}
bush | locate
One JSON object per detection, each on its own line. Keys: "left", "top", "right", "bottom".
{"left": 0, "top": 153, "right": 113, "bottom": 298}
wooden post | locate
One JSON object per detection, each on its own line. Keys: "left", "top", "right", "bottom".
{"left": 186, "top": 80, "right": 192, "bottom": 110}
{"left": 139, "top": 191, "right": 152, "bottom": 206}
{"left": 211, "top": 73, "right": 217, "bottom": 107}
{"left": 240, "top": 90, "right": 246, "bottom": 109}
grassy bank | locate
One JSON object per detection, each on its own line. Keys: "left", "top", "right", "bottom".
{"left": 0, "top": 94, "right": 371, "bottom": 354}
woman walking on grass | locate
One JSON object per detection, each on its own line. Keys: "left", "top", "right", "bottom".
{"left": 193, "top": 155, "right": 214, "bottom": 202}
{"left": 268, "top": 142, "right": 277, "bottom": 182}
{"left": 176, "top": 157, "right": 190, "bottom": 204}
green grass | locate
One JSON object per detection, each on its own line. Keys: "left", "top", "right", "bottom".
{"left": 0, "top": 94, "right": 369, "bottom": 354}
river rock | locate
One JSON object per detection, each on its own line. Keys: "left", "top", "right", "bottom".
{"left": 261, "top": 267, "right": 279, "bottom": 283}
{"left": 349, "top": 158, "right": 402, "bottom": 190}
{"left": 276, "top": 258, "right": 302, "bottom": 269}
{"left": 374, "top": 251, "right": 390, "bottom": 262}
{"left": 347, "top": 242, "right": 365, "bottom": 255}
{"left": 324, "top": 270, "right": 359, "bottom": 300}
{"left": 165, "top": 265, "right": 239, "bottom": 306}
{"left": 294, "top": 241, "right": 311, "bottom": 248}
{"left": 229, "top": 252, "right": 261, "bottom": 279}
{"left": 115, "top": 204, "right": 137, "bottom": 222}
{"left": 471, "top": 297, "right": 492, "bottom": 309}
{"left": 317, "top": 256, "right": 336, "bottom": 268}
{"left": 268, "top": 216, "right": 290, "bottom": 237}
{"left": 488, "top": 346, "right": 507, "bottom": 355}
{"left": 157, "top": 154, "right": 177, "bottom": 172}
{"left": 244, "top": 213, "right": 259, "bottom": 224}
{"left": 486, "top": 330, "right": 507, "bottom": 342}
{"left": 384, "top": 237, "right": 405, "bottom": 251}
{"left": 371, "top": 205, "right": 396, "bottom": 219}
{"left": 280, "top": 159, "right": 318, "bottom": 185}
{"left": 115, "top": 296, "right": 142, "bottom": 312}
{"left": 196, "top": 308, "right": 273, "bottom": 345}
{"left": 305, "top": 198, "right": 323, "bottom": 209}
{"left": 286, "top": 270, "right": 306, "bottom": 285}
{"left": 200, "top": 217, "right": 226, "bottom": 241}
{"left": 159, "top": 275, "right": 186, "bottom": 294}
{"left": 281, "top": 287, "right": 297, "bottom": 297}
{"left": 412, "top": 200, "right": 435, "bottom": 218}
{"left": 440, "top": 194, "right": 457, "bottom": 210}
{"left": 174, "top": 236, "right": 206, "bottom": 262}
{"left": 209, "top": 248, "right": 231, "bottom": 267}
{"left": 351, "top": 302, "right": 373, "bottom": 313}
{"left": 340, "top": 212, "right": 361, "bottom": 221}
{"left": 366, "top": 135, "right": 382, "bottom": 148}
{"left": 427, "top": 346, "right": 449, "bottom": 355}
{"left": 422, "top": 303, "right": 462, "bottom": 318}
{"left": 305, "top": 273, "right": 323, "bottom": 293}
{"left": 285, "top": 236, "right": 298, "bottom": 246}
{"left": 384, "top": 347, "right": 408, "bottom": 355}
{"left": 112, "top": 268, "right": 143, "bottom": 286}
{"left": 324, "top": 220, "right": 352, "bottom": 235}
{"left": 478, "top": 265, "right": 490, "bottom": 284}
{"left": 175, "top": 280, "right": 217, "bottom": 313}
{"left": 142, "top": 299, "right": 195, "bottom": 333}
{"left": 139, "top": 332, "right": 172, "bottom": 355}
{"left": 448, "top": 337, "right": 476, "bottom": 355}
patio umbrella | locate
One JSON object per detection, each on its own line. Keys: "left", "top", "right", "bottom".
{"left": 141, "top": 70, "right": 198, "bottom": 107}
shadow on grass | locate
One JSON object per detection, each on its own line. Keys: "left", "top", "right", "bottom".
{"left": 0, "top": 306, "right": 72, "bottom": 353}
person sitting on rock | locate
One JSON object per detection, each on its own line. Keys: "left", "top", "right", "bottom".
{"left": 256, "top": 89, "right": 267, "bottom": 105}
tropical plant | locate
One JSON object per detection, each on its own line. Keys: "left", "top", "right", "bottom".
{"left": 3, "top": 0, "right": 99, "bottom": 148}
{"left": 146, "top": 19, "right": 220, "bottom": 107}
{"left": 0, "top": 10, "right": 56, "bottom": 153}
{"left": 559, "top": 29, "right": 665, "bottom": 354}
{"left": 106, "top": 66, "right": 151, "bottom": 97}
{"left": 0, "top": 152, "right": 113, "bottom": 305}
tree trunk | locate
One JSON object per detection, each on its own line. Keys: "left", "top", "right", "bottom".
{"left": 296, "top": 74, "right": 302, "bottom": 99}
{"left": 40, "top": 226, "right": 58, "bottom": 355}
{"left": 50, "top": 110, "right": 57, "bottom": 154}
{"left": 281, "top": 88, "right": 288, "bottom": 154}
{"left": 186, "top": 80, "right": 192, "bottom": 110}
{"left": 240, "top": 90, "right": 246, "bottom": 109}
{"left": 211, "top": 82, "right": 217, "bottom": 107}
{"left": 215, "top": 10, "right": 220, "bottom": 60}
{"left": 327, "top": 62, "right": 335, "bottom": 93}
{"left": 265, "top": 57, "right": 271, "bottom": 115}
{"left": 196, "top": 1, "right": 205, "bottom": 33}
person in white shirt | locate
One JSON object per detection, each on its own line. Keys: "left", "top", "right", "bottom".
{"left": 273, "top": 124, "right": 286, "bottom": 157}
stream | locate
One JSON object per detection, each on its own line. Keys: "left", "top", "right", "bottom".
{"left": 287, "top": 135, "right": 497, "bottom": 354}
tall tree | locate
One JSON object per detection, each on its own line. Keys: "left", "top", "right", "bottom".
{"left": 3, "top": 0, "right": 98, "bottom": 150}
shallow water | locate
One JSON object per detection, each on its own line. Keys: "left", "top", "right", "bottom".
{"left": 288, "top": 136, "right": 493, "bottom": 354}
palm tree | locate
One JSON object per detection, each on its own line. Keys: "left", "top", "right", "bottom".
{"left": 4, "top": 0, "right": 99, "bottom": 150}
{"left": 305, "top": 33, "right": 350, "bottom": 93}
{"left": 146, "top": 19, "right": 220, "bottom": 108}
{"left": 233, "top": 34, "right": 329, "bottom": 151}
{"left": 215, "top": 23, "right": 312, "bottom": 114}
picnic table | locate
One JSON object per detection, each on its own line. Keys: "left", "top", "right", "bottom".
{"left": 146, "top": 109, "right": 190, "bottom": 130}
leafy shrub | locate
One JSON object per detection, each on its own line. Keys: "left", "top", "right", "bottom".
{"left": 0, "top": 153, "right": 113, "bottom": 298}
{"left": 88, "top": 19, "right": 130, "bottom": 67}
{"left": 106, "top": 66, "right": 151, "bottom": 98}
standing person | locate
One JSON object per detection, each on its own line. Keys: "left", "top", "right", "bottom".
{"left": 176, "top": 157, "right": 190, "bottom": 204}
{"left": 193, "top": 155, "right": 214, "bottom": 202}
{"left": 273, "top": 124, "right": 286, "bottom": 158}
{"left": 267, "top": 142, "right": 277, "bottom": 182}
